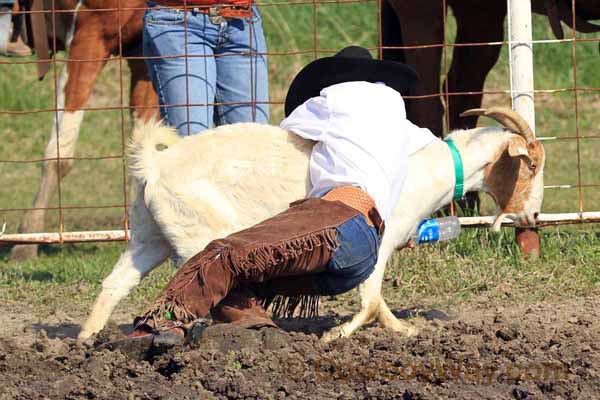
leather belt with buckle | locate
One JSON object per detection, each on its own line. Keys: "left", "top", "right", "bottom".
{"left": 150, "top": 1, "right": 254, "bottom": 23}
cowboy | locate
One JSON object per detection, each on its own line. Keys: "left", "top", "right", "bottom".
{"left": 126, "top": 46, "right": 439, "bottom": 344}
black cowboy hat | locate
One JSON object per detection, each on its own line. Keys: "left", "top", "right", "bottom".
{"left": 284, "top": 46, "right": 418, "bottom": 117}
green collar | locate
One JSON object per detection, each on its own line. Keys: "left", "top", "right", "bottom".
{"left": 444, "top": 138, "right": 464, "bottom": 201}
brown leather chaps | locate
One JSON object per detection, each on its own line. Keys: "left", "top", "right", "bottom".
{"left": 135, "top": 197, "right": 384, "bottom": 331}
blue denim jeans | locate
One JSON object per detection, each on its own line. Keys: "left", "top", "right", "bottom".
{"left": 316, "top": 214, "right": 380, "bottom": 295}
{"left": 143, "top": 2, "right": 269, "bottom": 135}
{"left": 0, "top": 2, "right": 11, "bottom": 52}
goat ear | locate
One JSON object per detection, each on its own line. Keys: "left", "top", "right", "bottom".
{"left": 507, "top": 136, "right": 535, "bottom": 168}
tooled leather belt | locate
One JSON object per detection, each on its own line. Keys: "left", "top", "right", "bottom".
{"left": 150, "top": 0, "right": 253, "bottom": 20}
{"left": 322, "top": 186, "right": 385, "bottom": 237}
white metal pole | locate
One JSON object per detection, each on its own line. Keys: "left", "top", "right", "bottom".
{"left": 3, "top": 212, "right": 600, "bottom": 244}
{"left": 507, "top": 0, "right": 536, "bottom": 133}
{"left": 507, "top": 0, "right": 540, "bottom": 258}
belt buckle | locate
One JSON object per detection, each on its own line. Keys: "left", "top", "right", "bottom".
{"left": 209, "top": 6, "right": 225, "bottom": 24}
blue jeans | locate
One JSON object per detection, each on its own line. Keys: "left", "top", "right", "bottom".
{"left": 316, "top": 214, "right": 380, "bottom": 295}
{"left": 0, "top": 2, "right": 11, "bottom": 52}
{"left": 143, "top": 3, "right": 269, "bottom": 135}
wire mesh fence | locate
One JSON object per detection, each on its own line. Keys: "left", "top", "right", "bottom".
{"left": 0, "top": 0, "right": 598, "bottom": 245}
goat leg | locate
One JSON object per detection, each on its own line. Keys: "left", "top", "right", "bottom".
{"left": 322, "top": 233, "right": 416, "bottom": 341}
{"left": 79, "top": 189, "right": 172, "bottom": 340}
{"left": 377, "top": 299, "right": 418, "bottom": 336}
{"left": 78, "top": 239, "right": 171, "bottom": 339}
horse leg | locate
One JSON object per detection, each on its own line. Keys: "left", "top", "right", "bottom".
{"left": 127, "top": 57, "right": 159, "bottom": 123}
{"left": 381, "top": 0, "right": 405, "bottom": 63}
{"left": 444, "top": 1, "right": 505, "bottom": 213}
{"left": 387, "top": 0, "right": 445, "bottom": 136}
{"left": 445, "top": 1, "right": 506, "bottom": 130}
{"left": 11, "top": 27, "right": 110, "bottom": 261}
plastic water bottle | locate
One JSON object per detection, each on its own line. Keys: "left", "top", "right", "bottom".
{"left": 410, "top": 216, "right": 461, "bottom": 245}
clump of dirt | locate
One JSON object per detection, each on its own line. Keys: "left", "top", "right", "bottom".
{"left": 1, "top": 296, "right": 599, "bottom": 399}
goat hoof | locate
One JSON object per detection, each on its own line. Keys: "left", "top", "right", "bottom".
{"left": 401, "top": 325, "right": 418, "bottom": 337}
{"left": 382, "top": 320, "right": 418, "bottom": 337}
{"left": 321, "top": 327, "right": 345, "bottom": 343}
{"left": 10, "top": 244, "right": 39, "bottom": 262}
{"left": 78, "top": 330, "right": 96, "bottom": 341}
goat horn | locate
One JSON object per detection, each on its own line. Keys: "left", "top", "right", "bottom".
{"left": 460, "top": 107, "right": 535, "bottom": 143}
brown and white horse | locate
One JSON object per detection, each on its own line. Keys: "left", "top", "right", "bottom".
{"left": 11, "top": 0, "right": 158, "bottom": 261}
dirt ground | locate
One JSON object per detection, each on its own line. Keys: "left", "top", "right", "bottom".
{"left": 0, "top": 295, "right": 599, "bottom": 400}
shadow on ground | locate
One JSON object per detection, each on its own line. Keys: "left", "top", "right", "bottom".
{"left": 30, "top": 322, "right": 134, "bottom": 340}
{"left": 27, "top": 307, "right": 451, "bottom": 341}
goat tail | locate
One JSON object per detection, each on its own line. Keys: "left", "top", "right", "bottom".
{"left": 127, "top": 117, "right": 181, "bottom": 185}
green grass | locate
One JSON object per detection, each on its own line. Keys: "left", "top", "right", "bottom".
{"left": 1, "top": 227, "right": 598, "bottom": 312}
{"left": 385, "top": 226, "right": 600, "bottom": 307}
{"left": 0, "top": 5, "right": 599, "bottom": 310}
{"left": 0, "top": 243, "right": 174, "bottom": 314}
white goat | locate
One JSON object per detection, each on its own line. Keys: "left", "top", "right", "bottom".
{"left": 79, "top": 108, "right": 545, "bottom": 341}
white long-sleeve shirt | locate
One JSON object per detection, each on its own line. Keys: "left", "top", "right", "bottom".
{"left": 280, "top": 81, "right": 439, "bottom": 220}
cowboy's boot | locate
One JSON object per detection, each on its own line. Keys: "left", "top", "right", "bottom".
{"left": 210, "top": 283, "right": 277, "bottom": 328}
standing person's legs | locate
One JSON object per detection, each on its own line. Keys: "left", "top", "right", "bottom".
{"left": 0, "top": 1, "right": 12, "bottom": 53}
{"left": 214, "top": 6, "right": 269, "bottom": 125}
{"left": 0, "top": 1, "right": 31, "bottom": 57}
{"left": 143, "top": 5, "right": 220, "bottom": 135}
